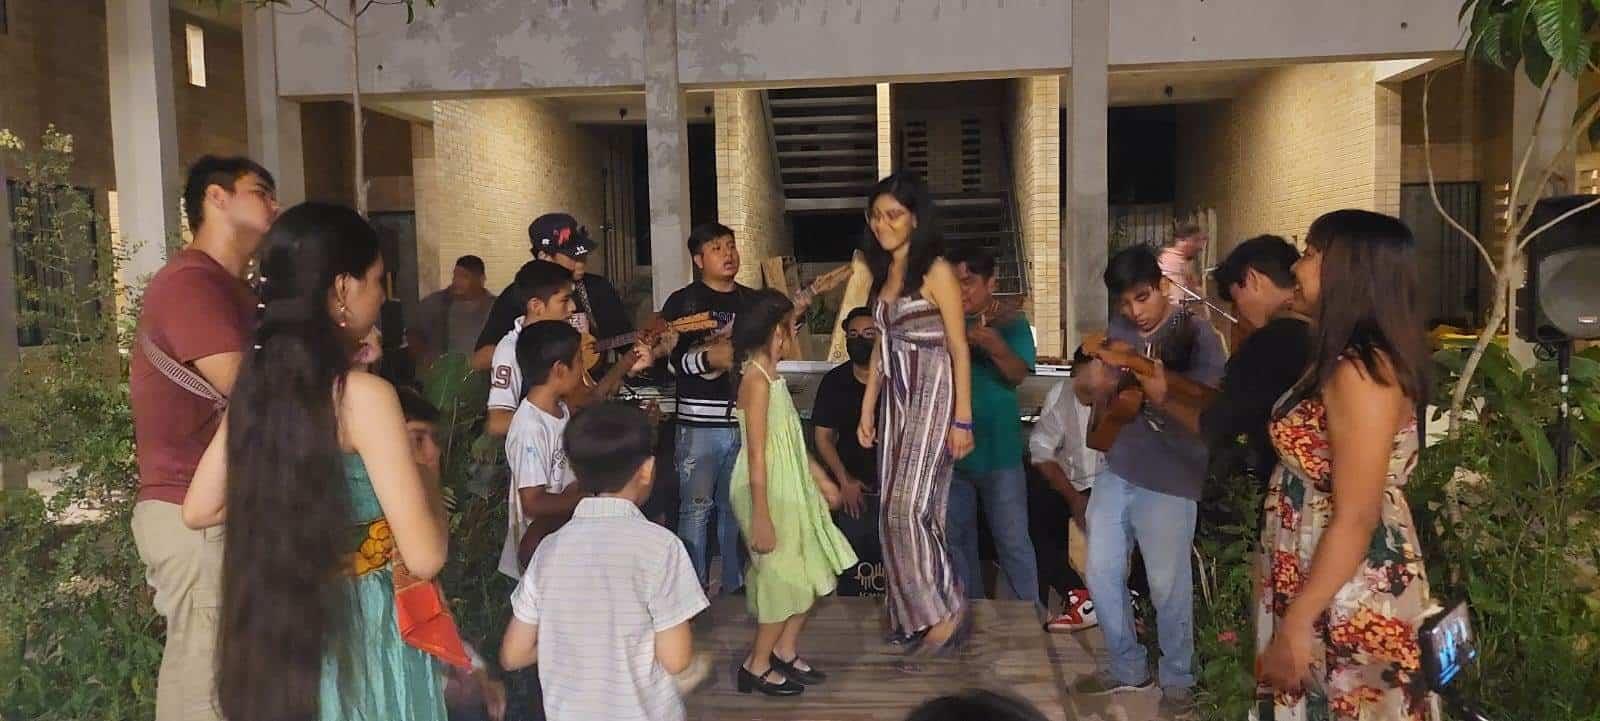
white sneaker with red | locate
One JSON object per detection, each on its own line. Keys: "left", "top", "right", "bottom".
{"left": 1045, "top": 589, "right": 1098, "bottom": 633}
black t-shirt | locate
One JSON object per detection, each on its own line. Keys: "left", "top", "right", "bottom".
{"left": 811, "top": 362, "right": 876, "bottom": 486}
{"left": 475, "top": 263, "right": 633, "bottom": 353}
{"left": 662, "top": 280, "right": 758, "bottom": 427}
{"left": 1199, "top": 315, "right": 1310, "bottom": 477}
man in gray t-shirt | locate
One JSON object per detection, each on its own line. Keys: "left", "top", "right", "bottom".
{"left": 410, "top": 254, "right": 495, "bottom": 366}
{"left": 1069, "top": 245, "right": 1225, "bottom": 713}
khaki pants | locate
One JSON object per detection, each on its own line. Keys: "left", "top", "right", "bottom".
{"left": 132, "top": 501, "right": 225, "bottom": 721}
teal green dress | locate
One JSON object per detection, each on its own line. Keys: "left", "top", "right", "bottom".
{"left": 731, "top": 363, "right": 858, "bottom": 623}
{"left": 319, "top": 454, "right": 449, "bottom": 721}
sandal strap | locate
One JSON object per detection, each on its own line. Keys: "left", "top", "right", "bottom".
{"left": 760, "top": 667, "right": 785, "bottom": 683}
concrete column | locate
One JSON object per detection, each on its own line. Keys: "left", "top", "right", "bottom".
{"left": 107, "top": 0, "right": 181, "bottom": 288}
{"left": 876, "top": 83, "right": 894, "bottom": 179}
{"left": 644, "top": 0, "right": 692, "bottom": 310}
{"left": 242, "top": 4, "right": 306, "bottom": 206}
{"left": 1508, "top": 68, "right": 1579, "bottom": 364}
{"left": 1065, "top": 0, "right": 1110, "bottom": 350}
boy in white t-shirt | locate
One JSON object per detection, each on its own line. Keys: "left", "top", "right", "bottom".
{"left": 500, "top": 402, "right": 709, "bottom": 721}
{"left": 486, "top": 260, "right": 578, "bottom": 438}
{"left": 499, "top": 320, "right": 590, "bottom": 580}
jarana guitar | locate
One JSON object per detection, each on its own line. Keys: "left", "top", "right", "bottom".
{"left": 1082, "top": 309, "right": 1218, "bottom": 452}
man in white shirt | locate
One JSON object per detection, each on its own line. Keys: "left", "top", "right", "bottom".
{"left": 1029, "top": 351, "right": 1106, "bottom": 633}
{"left": 501, "top": 402, "right": 709, "bottom": 721}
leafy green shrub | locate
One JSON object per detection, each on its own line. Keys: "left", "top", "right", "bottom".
{"left": 1409, "top": 343, "right": 1600, "bottom": 720}
{"left": 0, "top": 126, "right": 159, "bottom": 721}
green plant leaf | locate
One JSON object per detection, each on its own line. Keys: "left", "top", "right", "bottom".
{"left": 1524, "top": 28, "right": 1557, "bottom": 84}
{"left": 1535, "top": 0, "right": 1587, "bottom": 75}
{"left": 1473, "top": 7, "right": 1512, "bottom": 67}
{"left": 1569, "top": 354, "right": 1600, "bottom": 382}
{"left": 1478, "top": 8, "right": 1512, "bottom": 67}
{"left": 1509, "top": 406, "right": 1558, "bottom": 478}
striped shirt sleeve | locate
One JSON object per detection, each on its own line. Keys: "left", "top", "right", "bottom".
{"left": 650, "top": 539, "right": 709, "bottom": 632}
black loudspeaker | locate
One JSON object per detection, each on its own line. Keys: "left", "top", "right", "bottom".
{"left": 1517, "top": 195, "right": 1600, "bottom": 342}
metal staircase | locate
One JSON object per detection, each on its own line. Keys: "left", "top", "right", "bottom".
{"left": 765, "top": 86, "right": 879, "bottom": 212}
{"left": 939, "top": 192, "right": 1026, "bottom": 296}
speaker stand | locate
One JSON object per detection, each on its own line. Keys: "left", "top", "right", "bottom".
{"left": 1556, "top": 339, "right": 1574, "bottom": 484}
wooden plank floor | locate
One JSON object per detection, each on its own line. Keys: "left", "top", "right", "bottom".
{"left": 684, "top": 596, "right": 1173, "bottom": 721}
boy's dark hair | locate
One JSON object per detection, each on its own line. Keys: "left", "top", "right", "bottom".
{"left": 843, "top": 306, "right": 874, "bottom": 326}
{"left": 516, "top": 320, "right": 581, "bottom": 390}
{"left": 905, "top": 690, "right": 1049, "bottom": 721}
{"left": 1103, "top": 244, "right": 1164, "bottom": 297}
{"left": 945, "top": 245, "right": 997, "bottom": 279}
{"left": 516, "top": 260, "right": 575, "bottom": 304}
{"left": 455, "top": 255, "right": 486, "bottom": 276}
{"left": 183, "top": 156, "right": 275, "bottom": 232}
{"left": 396, "top": 385, "right": 440, "bottom": 425}
{"left": 563, "top": 402, "right": 654, "bottom": 494}
{"left": 687, "top": 222, "right": 735, "bottom": 256}
{"left": 1211, "top": 234, "right": 1298, "bottom": 303}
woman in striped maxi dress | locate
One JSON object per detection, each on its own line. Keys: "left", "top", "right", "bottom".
{"left": 856, "top": 174, "right": 976, "bottom": 654}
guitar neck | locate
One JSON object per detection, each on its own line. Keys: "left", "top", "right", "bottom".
{"left": 593, "top": 332, "right": 638, "bottom": 353}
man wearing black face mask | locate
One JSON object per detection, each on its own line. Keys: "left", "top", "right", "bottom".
{"left": 811, "top": 307, "right": 880, "bottom": 567}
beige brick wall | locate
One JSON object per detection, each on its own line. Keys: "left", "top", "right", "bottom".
{"left": 896, "top": 81, "right": 1008, "bottom": 193}
{"left": 0, "top": 4, "right": 247, "bottom": 193}
{"left": 714, "top": 89, "right": 791, "bottom": 288}
{"left": 1400, "top": 62, "right": 1481, "bottom": 185}
{"left": 423, "top": 97, "right": 604, "bottom": 293}
{"left": 1175, "top": 61, "right": 1399, "bottom": 250}
{"left": 1008, "top": 76, "right": 1063, "bottom": 356}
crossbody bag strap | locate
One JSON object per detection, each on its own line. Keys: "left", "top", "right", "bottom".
{"left": 139, "top": 333, "right": 227, "bottom": 411}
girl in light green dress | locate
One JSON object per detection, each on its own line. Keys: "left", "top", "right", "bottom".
{"left": 729, "top": 289, "right": 858, "bottom": 697}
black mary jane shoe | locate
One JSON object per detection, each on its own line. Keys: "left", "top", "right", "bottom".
{"left": 770, "top": 653, "right": 827, "bottom": 685}
{"left": 736, "top": 664, "right": 805, "bottom": 696}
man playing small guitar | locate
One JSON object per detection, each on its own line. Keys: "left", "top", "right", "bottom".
{"left": 1069, "top": 245, "right": 1225, "bottom": 714}
{"left": 661, "top": 223, "right": 856, "bottom": 595}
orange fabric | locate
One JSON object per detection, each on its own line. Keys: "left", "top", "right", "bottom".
{"left": 349, "top": 519, "right": 472, "bottom": 670}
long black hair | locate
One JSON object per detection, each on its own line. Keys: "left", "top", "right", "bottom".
{"left": 217, "top": 202, "right": 381, "bottom": 721}
{"left": 728, "top": 289, "right": 795, "bottom": 398}
{"left": 863, "top": 173, "right": 943, "bottom": 300}
{"left": 1290, "top": 209, "right": 1429, "bottom": 407}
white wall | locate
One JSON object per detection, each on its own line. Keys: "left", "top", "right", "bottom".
{"left": 274, "top": 0, "right": 1463, "bottom": 98}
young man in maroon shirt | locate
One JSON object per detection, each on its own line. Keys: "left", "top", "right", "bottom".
{"left": 129, "top": 156, "right": 277, "bottom": 721}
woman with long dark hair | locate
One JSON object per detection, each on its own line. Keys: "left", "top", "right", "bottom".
{"left": 856, "top": 173, "right": 975, "bottom": 654}
{"left": 1255, "top": 209, "right": 1438, "bottom": 720}
{"left": 182, "top": 202, "right": 450, "bottom": 721}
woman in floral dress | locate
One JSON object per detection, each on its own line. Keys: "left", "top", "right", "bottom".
{"left": 1255, "top": 209, "right": 1440, "bottom": 721}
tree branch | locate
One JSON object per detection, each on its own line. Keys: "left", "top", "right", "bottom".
{"left": 1424, "top": 71, "right": 1495, "bottom": 271}
{"left": 299, "top": 0, "right": 352, "bottom": 29}
{"left": 1508, "top": 64, "right": 1562, "bottom": 232}
{"left": 1519, "top": 193, "right": 1600, "bottom": 252}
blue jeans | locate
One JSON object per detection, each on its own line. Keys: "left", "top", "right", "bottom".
{"left": 947, "top": 465, "right": 1042, "bottom": 611}
{"left": 1085, "top": 468, "right": 1197, "bottom": 689}
{"left": 674, "top": 424, "right": 743, "bottom": 592}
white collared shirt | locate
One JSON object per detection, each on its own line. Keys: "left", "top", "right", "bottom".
{"left": 510, "top": 497, "right": 709, "bottom": 721}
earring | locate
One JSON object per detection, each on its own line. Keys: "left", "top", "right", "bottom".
{"left": 337, "top": 302, "right": 349, "bottom": 328}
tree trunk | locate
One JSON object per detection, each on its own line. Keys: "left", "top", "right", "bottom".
{"left": 1448, "top": 233, "right": 1518, "bottom": 435}
{"left": 349, "top": 0, "right": 366, "bottom": 216}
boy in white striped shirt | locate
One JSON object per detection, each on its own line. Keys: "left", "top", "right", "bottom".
{"left": 500, "top": 402, "right": 709, "bottom": 721}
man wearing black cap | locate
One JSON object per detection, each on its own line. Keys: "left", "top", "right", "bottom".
{"left": 472, "top": 213, "right": 633, "bottom": 376}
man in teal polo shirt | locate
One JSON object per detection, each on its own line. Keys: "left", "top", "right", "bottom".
{"left": 944, "top": 246, "right": 1042, "bottom": 620}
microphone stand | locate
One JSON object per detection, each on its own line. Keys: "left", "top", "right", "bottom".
{"left": 1167, "top": 278, "right": 1238, "bottom": 324}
